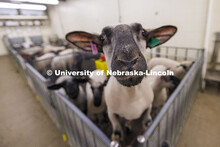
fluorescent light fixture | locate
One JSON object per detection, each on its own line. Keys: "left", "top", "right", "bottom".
{"left": 14, "top": 0, "right": 59, "bottom": 5}
{"left": 0, "top": 3, "right": 18, "bottom": 9}
{"left": 19, "top": 4, "right": 47, "bottom": 10}
{"left": 0, "top": 2, "right": 47, "bottom": 11}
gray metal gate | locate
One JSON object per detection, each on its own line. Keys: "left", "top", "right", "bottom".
{"left": 8, "top": 45, "right": 204, "bottom": 147}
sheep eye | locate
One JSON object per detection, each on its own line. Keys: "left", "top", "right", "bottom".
{"left": 141, "top": 30, "right": 146, "bottom": 37}
{"left": 99, "top": 35, "right": 105, "bottom": 42}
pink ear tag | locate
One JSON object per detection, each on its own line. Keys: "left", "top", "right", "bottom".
{"left": 90, "top": 41, "right": 98, "bottom": 55}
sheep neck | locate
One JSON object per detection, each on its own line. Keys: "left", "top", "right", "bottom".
{"left": 150, "top": 78, "right": 164, "bottom": 95}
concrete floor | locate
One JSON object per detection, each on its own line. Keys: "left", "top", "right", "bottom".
{"left": 0, "top": 56, "right": 69, "bottom": 147}
{"left": 0, "top": 55, "right": 219, "bottom": 147}
{"left": 177, "top": 82, "right": 220, "bottom": 147}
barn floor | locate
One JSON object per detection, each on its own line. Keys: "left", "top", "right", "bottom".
{"left": 0, "top": 55, "right": 69, "bottom": 147}
{"left": 177, "top": 81, "right": 220, "bottom": 147}
{"left": 0, "top": 55, "right": 219, "bottom": 147}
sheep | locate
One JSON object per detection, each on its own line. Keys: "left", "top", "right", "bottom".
{"left": 19, "top": 46, "right": 43, "bottom": 57}
{"left": 47, "top": 75, "right": 88, "bottom": 113}
{"left": 50, "top": 49, "right": 80, "bottom": 75}
{"left": 65, "top": 23, "right": 177, "bottom": 142}
{"left": 43, "top": 44, "right": 66, "bottom": 54}
{"left": 51, "top": 50, "right": 100, "bottom": 74}
{"left": 34, "top": 52, "right": 55, "bottom": 76}
{"left": 58, "top": 48, "right": 82, "bottom": 71}
{"left": 21, "top": 42, "right": 33, "bottom": 49}
{"left": 85, "top": 70, "right": 109, "bottom": 123}
{"left": 146, "top": 65, "right": 180, "bottom": 118}
{"left": 180, "top": 60, "right": 195, "bottom": 71}
{"left": 148, "top": 57, "right": 194, "bottom": 80}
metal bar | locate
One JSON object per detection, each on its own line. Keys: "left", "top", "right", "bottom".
{"left": 144, "top": 54, "right": 203, "bottom": 139}
{"left": 161, "top": 46, "right": 204, "bottom": 50}
{"left": 166, "top": 47, "right": 169, "bottom": 58}
{"left": 150, "top": 52, "right": 197, "bottom": 60}
{"left": 174, "top": 48, "right": 177, "bottom": 60}
{"left": 55, "top": 92, "right": 111, "bottom": 145}
{"left": 156, "top": 47, "right": 161, "bottom": 57}
{"left": 196, "top": 50, "right": 200, "bottom": 58}
{"left": 185, "top": 49, "right": 188, "bottom": 60}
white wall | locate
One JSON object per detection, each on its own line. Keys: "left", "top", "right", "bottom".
{"left": 48, "top": 0, "right": 211, "bottom": 49}
{"left": 0, "top": 22, "right": 53, "bottom": 56}
{"left": 207, "top": 0, "right": 220, "bottom": 62}
{"left": 48, "top": 0, "right": 119, "bottom": 38}
{"left": 47, "top": 0, "right": 220, "bottom": 65}
{"left": 119, "top": 0, "right": 209, "bottom": 48}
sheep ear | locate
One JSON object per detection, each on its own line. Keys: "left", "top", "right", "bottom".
{"left": 170, "top": 76, "right": 180, "bottom": 87}
{"left": 66, "top": 31, "right": 103, "bottom": 52}
{"left": 145, "top": 25, "right": 177, "bottom": 48}
{"left": 47, "top": 82, "right": 64, "bottom": 90}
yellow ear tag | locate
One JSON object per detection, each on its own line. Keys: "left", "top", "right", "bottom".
{"left": 35, "top": 95, "right": 39, "bottom": 101}
{"left": 62, "top": 134, "right": 67, "bottom": 142}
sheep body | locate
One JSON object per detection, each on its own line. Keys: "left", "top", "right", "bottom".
{"left": 43, "top": 44, "right": 65, "bottom": 54}
{"left": 20, "top": 46, "right": 43, "bottom": 56}
{"left": 148, "top": 57, "right": 193, "bottom": 79}
{"left": 51, "top": 50, "right": 99, "bottom": 72}
{"left": 146, "top": 65, "right": 172, "bottom": 107}
{"left": 105, "top": 77, "right": 153, "bottom": 120}
{"left": 35, "top": 52, "right": 55, "bottom": 76}
{"left": 147, "top": 65, "right": 180, "bottom": 118}
{"left": 51, "top": 52, "right": 70, "bottom": 71}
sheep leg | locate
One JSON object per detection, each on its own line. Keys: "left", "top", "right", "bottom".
{"left": 108, "top": 110, "right": 123, "bottom": 141}
{"left": 142, "top": 104, "right": 152, "bottom": 130}
{"left": 125, "top": 120, "right": 132, "bottom": 134}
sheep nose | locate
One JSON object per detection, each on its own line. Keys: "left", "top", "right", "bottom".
{"left": 117, "top": 57, "right": 138, "bottom": 70}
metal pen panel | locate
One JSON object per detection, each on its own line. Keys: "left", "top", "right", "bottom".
{"left": 8, "top": 45, "right": 204, "bottom": 147}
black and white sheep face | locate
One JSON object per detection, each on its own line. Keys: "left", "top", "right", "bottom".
{"left": 160, "top": 75, "right": 180, "bottom": 88}
{"left": 66, "top": 23, "right": 177, "bottom": 87}
{"left": 100, "top": 24, "right": 148, "bottom": 86}
{"left": 47, "top": 78, "right": 88, "bottom": 99}
{"left": 90, "top": 82, "right": 105, "bottom": 107}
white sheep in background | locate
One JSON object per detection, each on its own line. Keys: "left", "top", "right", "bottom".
{"left": 51, "top": 50, "right": 100, "bottom": 75}
{"left": 47, "top": 76, "right": 88, "bottom": 113}
{"left": 146, "top": 65, "right": 180, "bottom": 118}
{"left": 19, "top": 46, "right": 43, "bottom": 56}
{"left": 58, "top": 48, "right": 80, "bottom": 71}
{"left": 86, "top": 70, "right": 109, "bottom": 123}
{"left": 181, "top": 60, "right": 195, "bottom": 70}
{"left": 42, "top": 44, "right": 66, "bottom": 54}
{"left": 50, "top": 49, "right": 81, "bottom": 74}
{"left": 66, "top": 23, "right": 177, "bottom": 143}
{"left": 148, "top": 57, "right": 194, "bottom": 80}
{"left": 34, "top": 52, "right": 55, "bottom": 76}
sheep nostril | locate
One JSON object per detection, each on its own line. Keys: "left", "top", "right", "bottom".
{"left": 118, "top": 56, "right": 139, "bottom": 66}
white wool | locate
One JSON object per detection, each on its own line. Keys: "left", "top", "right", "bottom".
{"left": 148, "top": 57, "right": 189, "bottom": 79}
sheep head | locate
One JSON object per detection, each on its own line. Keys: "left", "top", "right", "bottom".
{"left": 66, "top": 23, "right": 177, "bottom": 87}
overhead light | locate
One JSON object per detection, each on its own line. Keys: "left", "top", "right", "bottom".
{"left": 14, "top": 0, "right": 59, "bottom": 5}
{"left": 0, "top": 2, "right": 47, "bottom": 11}
{"left": 19, "top": 4, "right": 47, "bottom": 10}
{"left": 0, "top": 2, "right": 18, "bottom": 9}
